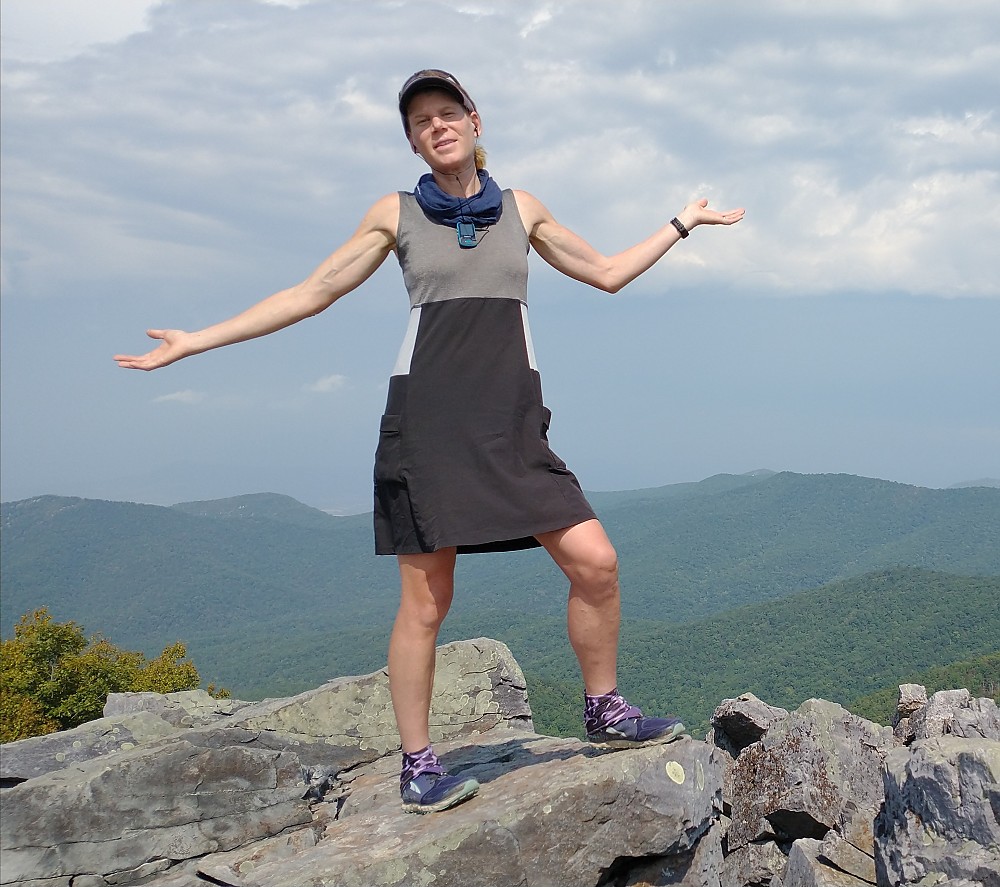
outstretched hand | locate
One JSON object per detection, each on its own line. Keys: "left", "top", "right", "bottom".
{"left": 114, "top": 329, "right": 194, "bottom": 371}
{"left": 678, "top": 198, "right": 745, "bottom": 230}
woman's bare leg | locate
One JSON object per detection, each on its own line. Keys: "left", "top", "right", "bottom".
{"left": 536, "top": 519, "right": 620, "bottom": 695}
{"left": 387, "top": 548, "right": 457, "bottom": 753}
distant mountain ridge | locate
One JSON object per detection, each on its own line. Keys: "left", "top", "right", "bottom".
{"left": 171, "top": 492, "right": 341, "bottom": 531}
{"left": 948, "top": 477, "right": 1000, "bottom": 489}
{"left": 3, "top": 472, "right": 998, "bottom": 703}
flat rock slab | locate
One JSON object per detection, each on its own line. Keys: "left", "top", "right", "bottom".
{"left": 195, "top": 732, "right": 724, "bottom": 887}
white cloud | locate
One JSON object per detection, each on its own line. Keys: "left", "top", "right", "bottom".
{"left": 519, "top": 7, "right": 553, "bottom": 39}
{"left": 305, "top": 374, "right": 348, "bottom": 393}
{"left": 3, "top": 0, "right": 997, "bottom": 300}
{"left": 0, "top": 0, "right": 159, "bottom": 63}
{"left": 152, "top": 389, "right": 206, "bottom": 405}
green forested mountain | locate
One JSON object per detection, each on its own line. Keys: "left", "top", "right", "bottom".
{"left": 2, "top": 474, "right": 998, "bottom": 706}
{"left": 601, "top": 471, "right": 1000, "bottom": 619}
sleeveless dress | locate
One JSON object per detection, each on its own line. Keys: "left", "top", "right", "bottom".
{"left": 373, "top": 189, "right": 596, "bottom": 555}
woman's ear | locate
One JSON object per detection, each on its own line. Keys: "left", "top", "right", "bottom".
{"left": 471, "top": 111, "right": 482, "bottom": 138}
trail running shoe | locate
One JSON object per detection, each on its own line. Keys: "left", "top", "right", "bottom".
{"left": 401, "top": 771, "right": 480, "bottom": 814}
{"left": 584, "top": 687, "right": 686, "bottom": 748}
{"left": 586, "top": 714, "right": 687, "bottom": 748}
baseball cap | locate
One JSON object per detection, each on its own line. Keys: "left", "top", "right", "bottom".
{"left": 398, "top": 69, "right": 477, "bottom": 133}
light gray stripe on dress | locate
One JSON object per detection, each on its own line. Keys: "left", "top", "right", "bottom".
{"left": 520, "top": 302, "right": 538, "bottom": 371}
{"left": 392, "top": 305, "right": 422, "bottom": 376}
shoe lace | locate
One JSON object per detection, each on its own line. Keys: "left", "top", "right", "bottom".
{"left": 584, "top": 688, "right": 643, "bottom": 733}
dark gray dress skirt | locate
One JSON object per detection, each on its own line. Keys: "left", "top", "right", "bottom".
{"left": 373, "top": 190, "right": 596, "bottom": 555}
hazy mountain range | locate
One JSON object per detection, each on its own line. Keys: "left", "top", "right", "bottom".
{"left": 3, "top": 471, "right": 998, "bottom": 733}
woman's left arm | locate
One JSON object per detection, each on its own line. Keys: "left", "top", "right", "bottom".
{"left": 513, "top": 191, "right": 744, "bottom": 294}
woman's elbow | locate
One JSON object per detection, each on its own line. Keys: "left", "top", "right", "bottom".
{"left": 594, "top": 262, "right": 624, "bottom": 294}
{"left": 598, "top": 270, "right": 625, "bottom": 294}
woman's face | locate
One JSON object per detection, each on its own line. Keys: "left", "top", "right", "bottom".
{"left": 406, "top": 89, "right": 481, "bottom": 173}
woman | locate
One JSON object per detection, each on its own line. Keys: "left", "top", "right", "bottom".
{"left": 115, "top": 69, "right": 745, "bottom": 814}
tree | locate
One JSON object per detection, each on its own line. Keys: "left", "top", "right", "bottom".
{"left": 0, "top": 608, "right": 208, "bottom": 743}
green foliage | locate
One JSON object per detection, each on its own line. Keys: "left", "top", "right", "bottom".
{"left": 850, "top": 652, "right": 1000, "bottom": 725}
{"left": 0, "top": 608, "right": 203, "bottom": 742}
{"left": 523, "top": 672, "right": 585, "bottom": 739}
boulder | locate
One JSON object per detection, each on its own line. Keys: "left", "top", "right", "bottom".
{"left": 835, "top": 801, "right": 876, "bottom": 867}
{"left": 712, "top": 693, "right": 789, "bottom": 756}
{"left": 892, "top": 683, "right": 928, "bottom": 745}
{"left": 190, "top": 732, "right": 723, "bottom": 887}
{"left": 711, "top": 693, "right": 789, "bottom": 816}
{"left": 909, "top": 689, "right": 1000, "bottom": 742}
{"left": 622, "top": 816, "right": 726, "bottom": 886}
{"left": 719, "top": 838, "right": 789, "bottom": 887}
{"left": 818, "top": 830, "right": 875, "bottom": 884}
{"left": 874, "top": 735, "right": 1000, "bottom": 886}
{"left": 728, "top": 699, "right": 894, "bottom": 851}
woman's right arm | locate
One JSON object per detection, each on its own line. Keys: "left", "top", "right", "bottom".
{"left": 114, "top": 194, "right": 399, "bottom": 370}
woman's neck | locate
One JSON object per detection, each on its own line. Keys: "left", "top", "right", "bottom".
{"left": 429, "top": 164, "right": 480, "bottom": 198}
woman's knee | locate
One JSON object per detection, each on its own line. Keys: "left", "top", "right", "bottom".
{"left": 541, "top": 520, "right": 620, "bottom": 595}
{"left": 561, "top": 538, "right": 619, "bottom": 601}
{"left": 579, "top": 542, "right": 619, "bottom": 592}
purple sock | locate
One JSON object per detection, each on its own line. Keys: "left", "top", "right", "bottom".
{"left": 400, "top": 744, "right": 444, "bottom": 790}
{"left": 584, "top": 687, "right": 642, "bottom": 734}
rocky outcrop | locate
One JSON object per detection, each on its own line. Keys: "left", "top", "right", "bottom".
{"left": 1, "top": 729, "right": 313, "bottom": 885}
{"left": 875, "top": 689, "right": 1000, "bottom": 887}
{"left": 726, "top": 698, "right": 894, "bottom": 851}
{"left": 197, "top": 733, "right": 722, "bottom": 887}
{"left": 0, "top": 638, "right": 540, "bottom": 887}
{"left": 1, "top": 642, "right": 998, "bottom": 887}
{"left": 708, "top": 684, "right": 1000, "bottom": 887}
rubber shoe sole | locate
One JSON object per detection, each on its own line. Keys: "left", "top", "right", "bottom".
{"left": 401, "top": 777, "right": 480, "bottom": 814}
{"left": 586, "top": 720, "right": 688, "bottom": 749}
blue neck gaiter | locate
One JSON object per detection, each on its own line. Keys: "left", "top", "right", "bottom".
{"left": 413, "top": 170, "right": 504, "bottom": 227}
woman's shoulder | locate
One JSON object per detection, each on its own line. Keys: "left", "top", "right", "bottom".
{"left": 358, "top": 192, "right": 402, "bottom": 234}
{"left": 510, "top": 190, "right": 550, "bottom": 231}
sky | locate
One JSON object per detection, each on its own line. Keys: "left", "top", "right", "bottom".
{"left": 2, "top": 0, "right": 998, "bottom": 514}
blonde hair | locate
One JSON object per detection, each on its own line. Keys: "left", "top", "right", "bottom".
{"left": 474, "top": 144, "right": 487, "bottom": 170}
